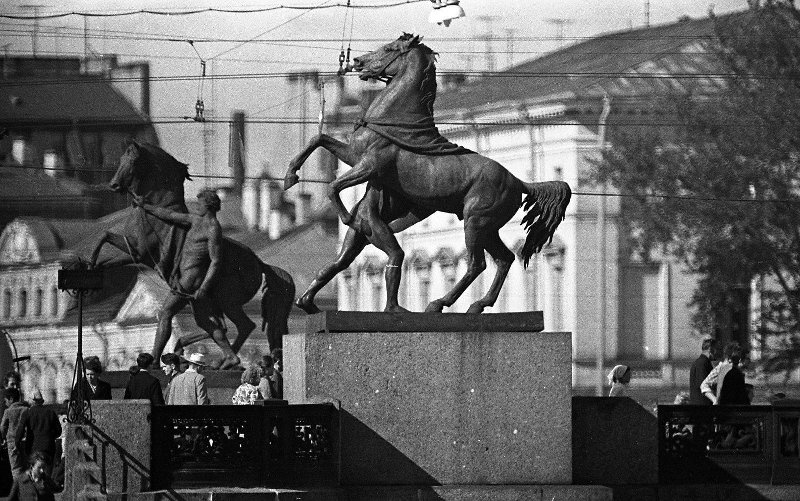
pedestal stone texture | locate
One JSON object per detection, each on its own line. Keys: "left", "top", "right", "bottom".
{"left": 284, "top": 311, "right": 571, "bottom": 486}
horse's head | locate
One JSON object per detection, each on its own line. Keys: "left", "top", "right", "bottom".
{"left": 109, "top": 140, "right": 144, "bottom": 194}
{"left": 109, "top": 140, "right": 191, "bottom": 200}
{"left": 352, "top": 33, "right": 428, "bottom": 83}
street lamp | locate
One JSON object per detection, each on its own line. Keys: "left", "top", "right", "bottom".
{"left": 58, "top": 264, "right": 103, "bottom": 424}
{"left": 428, "top": 0, "right": 466, "bottom": 27}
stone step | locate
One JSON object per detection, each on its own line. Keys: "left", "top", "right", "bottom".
{"left": 72, "top": 462, "right": 103, "bottom": 486}
{"left": 70, "top": 438, "right": 95, "bottom": 458}
{"left": 76, "top": 491, "right": 107, "bottom": 501}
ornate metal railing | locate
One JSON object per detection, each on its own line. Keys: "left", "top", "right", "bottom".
{"left": 150, "top": 402, "right": 339, "bottom": 489}
{"left": 659, "top": 403, "right": 800, "bottom": 484}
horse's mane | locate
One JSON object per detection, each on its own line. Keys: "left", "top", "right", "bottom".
{"left": 137, "top": 142, "right": 191, "bottom": 183}
{"left": 417, "top": 43, "right": 438, "bottom": 116}
{"left": 396, "top": 34, "right": 438, "bottom": 116}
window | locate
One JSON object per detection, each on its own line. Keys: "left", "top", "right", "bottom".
{"left": 369, "top": 272, "right": 383, "bottom": 312}
{"left": 415, "top": 265, "right": 431, "bottom": 310}
{"left": 43, "top": 151, "right": 59, "bottom": 177}
{"left": 51, "top": 287, "right": 59, "bottom": 317}
{"left": 35, "top": 288, "right": 43, "bottom": 316}
{"left": 11, "top": 139, "right": 25, "bottom": 164}
{"left": 18, "top": 290, "right": 27, "bottom": 317}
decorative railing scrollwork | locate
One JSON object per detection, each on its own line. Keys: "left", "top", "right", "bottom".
{"left": 659, "top": 403, "right": 800, "bottom": 485}
{"left": 151, "top": 403, "right": 338, "bottom": 489}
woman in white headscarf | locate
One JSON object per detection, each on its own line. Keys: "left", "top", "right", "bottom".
{"left": 607, "top": 364, "right": 632, "bottom": 397}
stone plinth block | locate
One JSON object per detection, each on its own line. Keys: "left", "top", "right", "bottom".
{"left": 284, "top": 311, "right": 571, "bottom": 486}
{"left": 64, "top": 400, "right": 151, "bottom": 498}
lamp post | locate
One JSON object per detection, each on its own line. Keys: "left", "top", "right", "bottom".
{"left": 58, "top": 265, "right": 103, "bottom": 424}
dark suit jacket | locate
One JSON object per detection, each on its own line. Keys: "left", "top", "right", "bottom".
{"left": 689, "top": 354, "right": 713, "bottom": 405}
{"left": 14, "top": 405, "right": 61, "bottom": 458}
{"left": 87, "top": 379, "right": 112, "bottom": 400}
{"left": 124, "top": 370, "right": 165, "bottom": 405}
{"left": 718, "top": 366, "right": 749, "bottom": 405}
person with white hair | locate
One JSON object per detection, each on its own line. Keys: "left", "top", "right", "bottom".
{"left": 166, "top": 353, "right": 210, "bottom": 405}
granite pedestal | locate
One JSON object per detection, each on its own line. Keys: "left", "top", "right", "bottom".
{"left": 284, "top": 311, "right": 572, "bottom": 486}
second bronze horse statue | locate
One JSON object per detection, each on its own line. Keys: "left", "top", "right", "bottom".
{"left": 90, "top": 141, "right": 294, "bottom": 368}
{"left": 285, "top": 33, "right": 571, "bottom": 314}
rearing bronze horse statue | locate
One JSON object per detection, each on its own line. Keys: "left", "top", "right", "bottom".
{"left": 285, "top": 34, "right": 571, "bottom": 314}
{"left": 90, "top": 141, "right": 295, "bottom": 368}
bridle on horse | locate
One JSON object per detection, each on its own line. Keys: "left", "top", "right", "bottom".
{"left": 368, "top": 44, "right": 414, "bottom": 84}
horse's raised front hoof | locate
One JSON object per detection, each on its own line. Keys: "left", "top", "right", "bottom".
{"left": 296, "top": 296, "right": 321, "bottom": 314}
{"left": 384, "top": 304, "right": 409, "bottom": 313}
{"left": 219, "top": 354, "right": 241, "bottom": 370}
{"left": 466, "top": 303, "right": 485, "bottom": 314}
{"left": 424, "top": 301, "right": 444, "bottom": 313}
{"left": 284, "top": 172, "right": 300, "bottom": 190}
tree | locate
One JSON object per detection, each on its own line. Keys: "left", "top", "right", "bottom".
{"left": 592, "top": 0, "right": 800, "bottom": 377}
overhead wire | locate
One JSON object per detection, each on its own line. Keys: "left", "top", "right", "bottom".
{"left": 0, "top": 1, "right": 430, "bottom": 20}
{"left": 0, "top": 70, "right": 792, "bottom": 87}
{"left": 0, "top": 24, "right": 782, "bottom": 46}
{"left": 3, "top": 163, "right": 797, "bottom": 205}
{"left": 208, "top": 0, "right": 338, "bottom": 61}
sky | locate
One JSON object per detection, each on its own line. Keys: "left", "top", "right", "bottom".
{"left": 0, "top": 0, "right": 746, "bottom": 198}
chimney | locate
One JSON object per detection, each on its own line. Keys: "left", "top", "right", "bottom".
{"left": 259, "top": 180, "right": 284, "bottom": 238}
{"left": 295, "top": 192, "right": 312, "bottom": 226}
{"left": 269, "top": 210, "right": 282, "bottom": 240}
{"left": 241, "top": 179, "right": 259, "bottom": 230}
{"left": 228, "top": 110, "right": 246, "bottom": 195}
{"left": 258, "top": 178, "right": 271, "bottom": 232}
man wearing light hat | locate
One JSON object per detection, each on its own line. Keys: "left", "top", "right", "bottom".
{"left": 166, "top": 352, "right": 210, "bottom": 405}
{"left": 14, "top": 389, "right": 61, "bottom": 475}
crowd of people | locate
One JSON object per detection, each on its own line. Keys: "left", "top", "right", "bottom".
{"left": 0, "top": 348, "right": 284, "bottom": 499}
{"left": 607, "top": 338, "right": 766, "bottom": 405}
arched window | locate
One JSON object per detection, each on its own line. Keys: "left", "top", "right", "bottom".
{"left": 2, "top": 290, "right": 10, "bottom": 319}
{"left": 18, "top": 290, "right": 27, "bottom": 317}
{"left": 35, "top": 288, "right": 43, "bottom": 316}
{"left": 363, "top": 259, "right": 384, "bottom": 312}
{"left": 51, "top": 287, "right": 59, "bottom": 317}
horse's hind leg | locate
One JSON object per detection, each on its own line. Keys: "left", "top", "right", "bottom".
{"left": 296, "top": 224, "right": 369, "bottom": 313}
{"left": 426, "top": 219, "right": 487, "bottom": 313}
{"left": 364, "top": 199, "right": 407, "bottom": 312}
{"left": 226, "top": 304, "right": 256, "bottom": 355}
{"left": 193, "top": 301, "right": 240, "bottom": 369}
{"left": 466, "top": 230, "right": 514, "bottom": 314}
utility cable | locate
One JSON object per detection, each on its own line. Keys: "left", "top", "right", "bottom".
{"left": 0, "top": 1, "right": 429, "bottom": 20}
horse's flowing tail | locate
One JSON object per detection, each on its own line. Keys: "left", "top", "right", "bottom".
{"left": 260, "top": 263, "right": 296, "bottom": 350}
{"left": 519, "top": 181, "right": 572, "bottom": 267}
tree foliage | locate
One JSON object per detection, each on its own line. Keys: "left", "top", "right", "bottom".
{"left": 592, "top": 0, "right": 800, "bottom": 376}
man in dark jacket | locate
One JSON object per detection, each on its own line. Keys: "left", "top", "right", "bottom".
{"left": 1, "top": 388, "right": 29, "bottom": 478}
{"left": 14, "top": 391, "right": 61, "bottom": 474}
{"left": 124, "top": 353, "right": 165, "bottom": 405}
{"left": 689, "top": 338, "right": 717, "bottom": 405}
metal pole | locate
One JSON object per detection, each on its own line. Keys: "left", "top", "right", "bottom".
{"left": 77, "top": 291, "right": 83, "bottom": 362}
{"left": 596, "top": 94, "right": 611, "bottom": 396}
